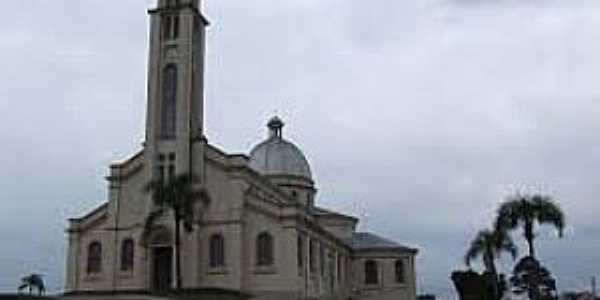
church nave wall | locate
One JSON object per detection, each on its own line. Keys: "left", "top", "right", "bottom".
{"left": 112, "top": 229, "right": 148, "bottom": 291}
{"left": 240, "top": 204, "right": 299, "bottom": 293}
{"left": 296, "top": 229, "right": 353, "bottom": 299}
{"left": 189, "top": 221, "right": 244, "bottom": 290}
{"left": 351, "top": 253, "right": 417, "bottom": 300}
{"left": 70, "top": 228, "right": 115, "bottom": 292}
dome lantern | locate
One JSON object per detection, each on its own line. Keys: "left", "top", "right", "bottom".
{"left": 267, "top": 116, "right": 284, "bottom": 139}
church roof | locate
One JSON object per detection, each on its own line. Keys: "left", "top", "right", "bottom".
{"left": 249, "top": 117, "right": 312, "bottom": 179}
{"left": 351, "top": 232, "right": 418, "bottom": 253}
{"left": 69, "top": 202, "right": 108, "bottom": 222}
{"left": 310, "top": 206, "right": 358, "bottom": 221}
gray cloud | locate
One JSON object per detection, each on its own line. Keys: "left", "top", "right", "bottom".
{"left": 0, "top": 0, "right": 598, "bottom": 298}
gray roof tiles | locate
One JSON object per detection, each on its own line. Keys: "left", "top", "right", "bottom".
{"left": 351, "top": 232, "right": 418, "bottom": 253}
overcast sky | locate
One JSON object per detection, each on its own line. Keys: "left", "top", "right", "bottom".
{"left": 0, "top": 0, "right": 599, "bottom": 298}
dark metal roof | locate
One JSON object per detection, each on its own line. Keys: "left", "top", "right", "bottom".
{"left": 310, "top": 206, "right": 358, "bottom": 221}
{"left": 351, "top": 232, "right": 418, "bottom": 253}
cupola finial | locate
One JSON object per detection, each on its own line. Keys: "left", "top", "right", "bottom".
{"left": 267, "top": 116, "right": 284, "bottom": 139}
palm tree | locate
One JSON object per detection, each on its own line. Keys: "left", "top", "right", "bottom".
{"left": 144, "top": 173, "right": 203, "bottom": 290}
{"left": 465, "top": 228, "right": 518, "bottom": 273}
{"left": 18, "top": 274, "right": 45, "bottom": 295}
{"left": 465, "top": 228, "right": 517, "bottom": 300}
{"left": 495, "top": 194, "right": 565, "bottom": 258}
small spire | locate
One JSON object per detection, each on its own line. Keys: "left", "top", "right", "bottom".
{"left": 267, "top": 116, "right": 284, "bottom": 139}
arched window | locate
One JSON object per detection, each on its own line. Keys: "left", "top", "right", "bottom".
{"left": 161, "top": 64, "right": 178, "bottom": 139}
{"left": 395, "top": 259, "right": 405, "bottom": 283}
{"left": 364, "top": 260, "right": 378, "bottom": 285}
{"left": 120, "top": 239, "right": 135, "bottom": 271}
{"left": 256, "top": 232, "right": 274, "bottom": 266}
{"left": 209, "top": 234, "right": 225, "bottom": 267}
{"left": 87, "top": 241, "right": 102, "bottom": 274}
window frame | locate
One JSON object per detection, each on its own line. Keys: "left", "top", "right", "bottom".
{"left": 297, "top": 234, "right": 304, "bottom": 268}
{"left": 256, "top": 232, "right": 274, "bottom": 266}
{"left": 320, "top": 244, "right": 325, "bottom": 276}
{"left": 395, "top": 259, "right": 406, "bottom": 284}
{"left": 364, "top": 259, "right": 378, "bottom": 285}
{"left": 120, "top": 238, "right": 135, "bottom": 272}
{"left": 309, "top": 239, "right": 316, "bottom": 272}
{"left": 160, "top": 64, "right": 178, "bottom": 139}
{"left": 209, "top": 233, "right": 225, "bottom": 268}
{"left": 86, "top": 241, "right": 103, "bottom": 274}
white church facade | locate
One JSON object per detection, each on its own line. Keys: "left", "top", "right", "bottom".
{"left": 64, "top": 1, "right": 419, "bottom": 299}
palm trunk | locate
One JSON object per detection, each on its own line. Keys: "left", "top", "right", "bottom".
{"left": 525, "top": 220, "right": 535, "bottom": 258}
{"left": 174, "top": 209, "right": 182, "bottom": 290}
{"left": 484, "top": 251, "right": 500, "bottom": 300}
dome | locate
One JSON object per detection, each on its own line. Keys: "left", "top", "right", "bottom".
{"left": 249, "top": 117, "right": 312, "bottom": 179}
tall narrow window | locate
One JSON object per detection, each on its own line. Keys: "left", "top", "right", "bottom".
{"left": 87, "top": 241, "right": 102, "bottom": 274}
{"left": 120, "top": 239, "right": 135, "bottom": 271}
{"left": 209, "top": 234, "right": 225, "bottom": 267}
{"left": 162, "top": 15, "right": 172, "bottom": 39}
{"left": 337, "top": 255, "right": 342, "bottom": 284}
{"left": 309, "top": 240, "right": 316, "bottom": 272}
{"left": 173, "top": 15, "right": 180, "bottom": 39}
{"left": 256, "top": 232, "right": 274, "bottom": 266}
{"left": 364, "top": 260, "right": 378, "bottom": 285}
{"left": 395, "top": 259, "right": 406, "bottom": 283}
{"left": 320, "top": 244, "right": 325, "bottom": 276}
{"left": 297, "top": 235, "right": 304, "bottom": 269}
{"left": 168, "top": 165, "right": 175, "bottom": 179}
{"left": 158, "top": 165, "right": 165, "bottom": 183}
{"left": 161, "top": 64, "right": 177, "bottom": 139}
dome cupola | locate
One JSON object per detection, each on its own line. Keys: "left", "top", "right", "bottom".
{"left": 249, "top": 117, "right": 312, "bottom": 180}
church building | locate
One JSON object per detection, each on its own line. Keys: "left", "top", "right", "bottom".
{"left": 64, "top": 1, "right": 418, "bottom": 299}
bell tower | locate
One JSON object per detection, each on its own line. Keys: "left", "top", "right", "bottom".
{"left": 145, "top": 0, "right": 209, "bottom": 178}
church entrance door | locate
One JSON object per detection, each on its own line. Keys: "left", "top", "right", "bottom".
{"left": 152, "top": 247, "right": 173, "bottom": 291}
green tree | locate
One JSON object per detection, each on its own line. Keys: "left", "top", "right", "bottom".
{"left": 18, "top": 274, "right": 45, "bottom": 295}
{"left": 465, "top": 228, "right": 517, "bottom": 299}
{"left": 144, "top": 173, "right": 203, "bottom": 290}
{"left": 495, "top": 194, "right": 565, "bottom": 258}
{"left": 510, "top": 256, "right": 557, "bottom": 300}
